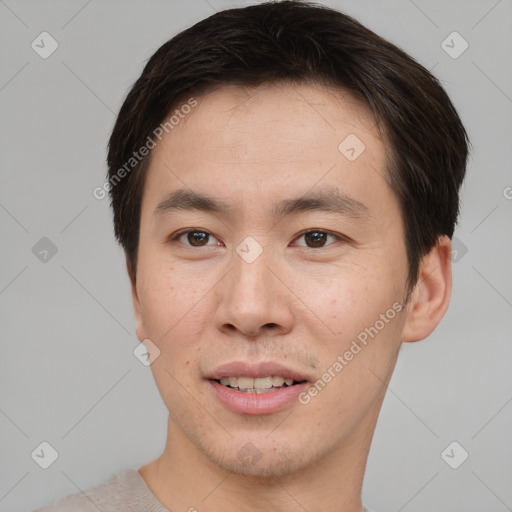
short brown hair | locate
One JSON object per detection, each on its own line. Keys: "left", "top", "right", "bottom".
{"left": 107, "top": 0, "right": 469, "bottom": 292}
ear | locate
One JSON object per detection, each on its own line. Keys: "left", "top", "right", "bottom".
{"left": 401, "top": 235, "right": 452, "bottom": 343}
{"left": 126, "top": 256, "right": 147, "bottom": 342}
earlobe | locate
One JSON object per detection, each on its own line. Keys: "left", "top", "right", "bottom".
{"left": 126, "top": 256, "right": 146, "bottom": 342}
{"left": 401, "top": 235, "right": 452, "bottom": 343}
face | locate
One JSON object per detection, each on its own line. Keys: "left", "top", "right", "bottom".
{"left": 131, "top": 82, "right": 411, "bottom": 478}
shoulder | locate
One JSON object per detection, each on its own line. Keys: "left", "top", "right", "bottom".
{"left": 31, "top": 469, "right": 157, "bottom": 512}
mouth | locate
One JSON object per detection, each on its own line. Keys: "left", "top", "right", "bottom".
{"left": 212, "top": 376, "right": 308, "bottom": 394}
{"left": 206, "top": 362, "right": 312, "bottom": 414}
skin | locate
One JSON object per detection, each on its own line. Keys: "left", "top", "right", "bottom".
{"left": 130, "top": 82, "right": 452, "bottom": 512}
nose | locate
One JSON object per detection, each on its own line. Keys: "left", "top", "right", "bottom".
{"left": 214, "top": 242, "right": 294, "bottom": 339}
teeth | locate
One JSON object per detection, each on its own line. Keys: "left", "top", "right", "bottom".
{"left": 272, "top": 376, "right": 285, "bottom": 387}
{"left": 254, "top": 377, "right": 273, "bottom": 389}
{"left": 217, "top": 375, "right": 299, "bottom": 391}
{"left": 238, "top": 388, "right": 279, "bottom": 394}
{"left": 238, "top": 376, "right": 254, "bottom": 389}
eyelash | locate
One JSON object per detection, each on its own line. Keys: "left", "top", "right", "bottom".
{"left": 169, "top": 229, "right": 349, "bottom": 249}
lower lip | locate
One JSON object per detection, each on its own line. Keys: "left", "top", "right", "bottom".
{"left": 208, "top": 380, "right": 309, "bottom": 415}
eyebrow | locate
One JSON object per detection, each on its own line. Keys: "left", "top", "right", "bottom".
{"left": 153, "top": 187, "right": 370, "bottom": 221}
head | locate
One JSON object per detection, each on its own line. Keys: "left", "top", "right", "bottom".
{"left": 107, "top": 1, "right": 468, "bottom": 479}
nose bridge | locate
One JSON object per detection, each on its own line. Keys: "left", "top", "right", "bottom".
{"left": 230, "top": 236, "right": 277, "bottom": 308}
{"left": 214, "top": 236, "right": 293, "bottom": 336}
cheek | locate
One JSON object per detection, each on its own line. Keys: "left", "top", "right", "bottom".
{"left": 137, "top": 257, "right": 219, "bottom": 371}
{"left": 303, "top": 278, "right": 404, "bottom": 424}
{"left": 137, "top": 253, "right": 200, "bottom": 325}
{"left": 295, "top": 259, "right": 401, "bottom": 337}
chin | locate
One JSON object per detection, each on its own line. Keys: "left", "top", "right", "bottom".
{"left": 199, "top": 436, "right": 322, "bottom": 479}
{"left": 213, "top": 454, "right": 308, "bottom": 479}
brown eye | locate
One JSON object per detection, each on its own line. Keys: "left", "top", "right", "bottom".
{"left": 304, "top": 231, "right": 328, "bottom": 248}
{"left": 295, "top": 230, "right": 339, "bottom": 248}
{"left": 187, "top": 231, "right": 209, "bottom": 246}
{"left": 172, "top": 230, "right": 220, "bottom": 247}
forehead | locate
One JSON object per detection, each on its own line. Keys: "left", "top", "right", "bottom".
{"left": 167, "top": 82, "right": 381, "bottom": 156}
{"left": 142, "top": 82, "right": 393, "bottom": 220}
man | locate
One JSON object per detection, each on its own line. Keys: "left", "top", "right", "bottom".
{"left": 35, "top": 1, "right": 468, "bottom": 510}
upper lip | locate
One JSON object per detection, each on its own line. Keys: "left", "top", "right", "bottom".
{"left": 207, "top": 361, "right": 313, "bottom": 382}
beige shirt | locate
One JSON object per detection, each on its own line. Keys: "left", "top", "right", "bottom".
{"left": 33, "top": 468, "right": 372, "bottom": 512}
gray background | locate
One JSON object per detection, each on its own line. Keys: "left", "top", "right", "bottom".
{"left": 1, "top": 0, "right": 511, "bottom": 510}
